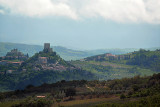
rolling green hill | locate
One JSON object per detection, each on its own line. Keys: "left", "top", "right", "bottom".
{"left": 84, "top": 49, "right": 160, "bottom": 71}
{"left": 0, "top": 47, "right": 96, "bottom": 92}
{"left": 70, "top": 49, "right": 160, "bottom": 80}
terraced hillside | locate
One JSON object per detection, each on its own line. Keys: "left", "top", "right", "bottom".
{"left": 70, "top": 49, "right": 160, "bottom": 80}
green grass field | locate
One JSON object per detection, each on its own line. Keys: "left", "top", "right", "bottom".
{"left": 0, "top": 100, "right": 20, "bottom": 107}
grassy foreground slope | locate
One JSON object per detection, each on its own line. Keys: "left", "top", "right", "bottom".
{"left": 0, "top": 73, "right": 160, "bottom": 107}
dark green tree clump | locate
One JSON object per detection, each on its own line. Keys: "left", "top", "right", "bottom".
{"left": 65, "top": 88, "right": 76, "bottom": 99}
{"left": 12, "top": 97, "right": 53, "bottom": 107}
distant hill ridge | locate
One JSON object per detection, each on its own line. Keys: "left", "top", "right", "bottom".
{"left": 83, "top": 49, "right": 160, "bottom": 72}
{"left": 1, "top": 42, "right": 159, "bottom": 60}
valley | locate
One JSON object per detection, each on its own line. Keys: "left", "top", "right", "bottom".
{"left": 0, "top": 43, "right": 160, "bottom": 107}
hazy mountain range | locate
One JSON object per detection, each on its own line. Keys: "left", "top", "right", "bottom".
{"left": 0, "top": 42, "right": 159, "bottom": 60}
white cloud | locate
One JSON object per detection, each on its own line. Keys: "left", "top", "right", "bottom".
{"left": 0, "top": 0, "right": 78, "bottom": 19}
{"left": 0, "top": 0, "right": 160, "bottom": 24}
{"left": 81, "top": 0, "right": 160, "bottom": 24}
{"left": 0, "top": 9, "right": 4, "bottom": 14}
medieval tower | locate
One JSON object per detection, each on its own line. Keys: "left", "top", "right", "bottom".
{"left": 43, "top": 43, "right": 53, "bottom": 53}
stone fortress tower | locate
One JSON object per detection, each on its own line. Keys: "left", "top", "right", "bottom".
{"left": 38, "top": 43, "right": 53, "bottom": 64}
{"left": 43, "top": 43, "right": 53, "bottom": 53}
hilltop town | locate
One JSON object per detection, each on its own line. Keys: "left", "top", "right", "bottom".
{"left": 0, "top": 43, "right": 76, "bottom": 74}
{"left": 0, "top": 48, "right": 29, "bottom": 74}
{"left": 20, "top": 43, "right": 77, "bottom": 71}
{"left": 83, "top": 51, "right": 137, "bottom": 62}
{"left": 0, "top": 48, "right": 28, "bottom": 65}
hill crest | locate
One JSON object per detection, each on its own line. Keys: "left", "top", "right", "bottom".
{"left": 20, "top": 43, "right": 74, "bottom": 72}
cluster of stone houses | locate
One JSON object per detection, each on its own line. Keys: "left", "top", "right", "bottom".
{"left": 0, "top": 49, "right": 29, "bottom": 66}
{"left": 38, "top": 57, "right": 48, "bottom": 64}
{"left": 0, "top": 60, "right": 23, "bottom": 66}
{"left": 84, "top": 53, "right": 132, "bottom": 61}
{"left": 41, "top": 64, "right": 67, "bottom": 71}
{"left": 105, "top": 53, "right": 131, "bottom": 60}
{"left": 104, "top": 53, "right": 131, "bottom": 60}
{"left": 4, "top": 49, "right": 29, "bottom": 60}
{"left": 0, "top": 49, "right": 29, "bottom": 74}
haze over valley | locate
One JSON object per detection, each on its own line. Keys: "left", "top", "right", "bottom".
{"left": 0, "top": 0, "right": 160, "bottom": 107}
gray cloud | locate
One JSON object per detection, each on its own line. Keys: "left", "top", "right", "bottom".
{"left": 0, "top": 0, "right": 160, "bottom": 24}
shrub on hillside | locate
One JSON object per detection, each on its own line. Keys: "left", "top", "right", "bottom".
{"left": 12, "top": 97, "right": 53, "bottom": 107}
{"left": 120, "top": 94, "right": 126, "bottom": 99}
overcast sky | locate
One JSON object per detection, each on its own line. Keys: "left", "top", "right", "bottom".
{"left": 0, "top": 0, "right": 160, "bottom": 50}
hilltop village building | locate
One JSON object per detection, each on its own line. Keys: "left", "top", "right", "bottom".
{"left": 104, "top": 53, "right": 131, "bottom": 60}
{"left": 4, "top": 49, "right": 29, "bottom": 61}
{"left": 84, "top": 53, "right": 132, "bottom": 61}
{"left": 0, "top": 49, "right": 29, "bottom": 66}
{"left": 6, "top": 49, "right": 23, "bottom": 56}
{"left": 38, "top": 43, "right": 53, "bottom": 64}
{"left": 0, "top": 49, "right": 29, "bottom": 74}
{"left": 38, "top": 57, "right": 48, "bottom": 64}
